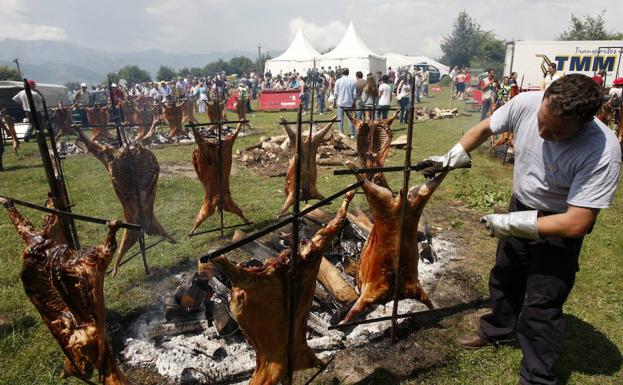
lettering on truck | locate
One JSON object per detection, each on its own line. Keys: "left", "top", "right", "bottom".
{"left": 536, "top": 53, "right": 619, "bottom": 76}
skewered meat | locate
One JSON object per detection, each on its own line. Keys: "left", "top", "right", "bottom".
{"left": 76, "top": 129, "right": 175, "bottom": 275}
{"left": 51, "top": 104, "right": 76, "bottom": 140}
{"left": 212, "top": 191, "right": 354, "bottom": 385}
{"left": 190, "top": 124, "right": 248, "bottom": 234}
{"left": 86, "top": 104, "right": 112, "bottom": 141}
{"left": 344, "top": 110, "right": 397, "bottom": 188}
{"left": 0, "top": 197, "right": 129, "bottom": 385}
{"left": 232, "top": 97, "right": 253, "bottom": 131}
{"left": 119, "top": 99, "right": 158, "bottom": 142}
{"left": 278, "top": 116, "right": 336, "bottom": 216}
{"left": 180, "top": 99, "right": 200, "bottom": 126}
{"left": 145, "top": 100, "right": 195, "bottom": 140}
{"left": 1, "top": 110, "right": 20, "bottom": 155}
{"left": 206, "top": 100, "right": 227, "bottom": 128}
{"left": 340, "top": 164, "right": 447, "bottom": 324}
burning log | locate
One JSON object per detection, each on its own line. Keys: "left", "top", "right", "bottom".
{"left": 278, "top": 116, "right": 337, "bottom": 216}
{"left": 0, "top": 198, "right": 129, "bottom": 385}
{"left": 339, "top": 162, "right": 447, "bottom": 324}
{"left": 86, "top": 104, "right": 112, "bottom": 141}
{"left": 211, "top": 191, "right": 354, "bottom": 385}
{"left": 0, "top": 110, "right": 20, "bottom": 156}
{"left": 76, "top": 129, "right": 176, "bottom": 276}
{"left": 189, "top": 124, "right": 249, "bottom": 235}
{"left": 344, "top": 110, "right": 397, "bottom": 188}
{"left": 318, "top": 258, "right": 358, "bottom": 304}
{"left": 50, "top": 104, "right": 76, "bottom": 140}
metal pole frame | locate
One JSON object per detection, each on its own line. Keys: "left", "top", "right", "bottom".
{"left": 23, "top": 79, "right": 80, "bottom": 249}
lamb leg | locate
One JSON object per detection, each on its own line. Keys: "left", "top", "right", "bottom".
{"left": 0, "top": 198, "right": 42, "bottom": 247}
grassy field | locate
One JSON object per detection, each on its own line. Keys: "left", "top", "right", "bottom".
{"left": 0, "top": 88, "right": 621, "bottom": 385}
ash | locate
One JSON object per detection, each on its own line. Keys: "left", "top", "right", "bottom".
{"left": 121, "top": 237, "right": 456, "bottom": 384}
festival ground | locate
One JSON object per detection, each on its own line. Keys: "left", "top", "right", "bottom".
{"left": 0, "top": 88, "right": 621, "bottom": 385}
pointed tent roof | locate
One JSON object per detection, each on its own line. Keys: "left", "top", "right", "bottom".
{"left": 322, "top": 22, "right": 382, "bottom": 59}
{"left": 271, "top": 28, "right": 321, "bottom": 61}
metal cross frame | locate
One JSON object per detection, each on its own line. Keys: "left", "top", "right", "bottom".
{"left": 184, "top": 85, "right": 253, "bottom": 239}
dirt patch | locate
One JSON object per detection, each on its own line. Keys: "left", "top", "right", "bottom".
{"left": 159, "top": 161, "right": 239, "bottom": 178}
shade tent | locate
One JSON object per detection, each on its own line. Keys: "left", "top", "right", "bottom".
{"left": 317, "top": 22, "right": 386, "bottom": 78}
{"left": 264, "top": 29, "right": 321, "bottom": 75}
{"left": 383, "top": 53, "right": 450, "bottom": 77}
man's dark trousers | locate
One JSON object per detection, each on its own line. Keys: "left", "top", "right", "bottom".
{"left": 478, "top": 196, "right": 583, "bottom": 385}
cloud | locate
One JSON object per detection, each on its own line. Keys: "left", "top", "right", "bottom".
{"left": 0, "top": 0, "right": 67, "bottom": 41}
{"left": 420, "top": 37, "right": 444, "bottom": 60}
{"left": 288, "top": 18, "right": 347, "bottom": 52}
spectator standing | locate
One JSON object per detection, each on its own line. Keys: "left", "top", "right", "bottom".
{"left": 396, "top": 73, "right": 412, "bottom": 124}
{"left": 361, "top": 74, "right": 379, "bottom": 120}
{"left": 541, "top": 63, "right": 562, "bottom": 91}
{"left": 387, "top": 66, "right": 396, "bottom": 84}
{"left": 354, "top": 71, "right": 366, "bottom": 119}
{"left": 480, "top": 68, "right": 497, "bottom": 121}
{"left": 316, "top": 79, "right": 326, "bottom": 115}
{"left": 449, "top": 66, "right": 458, "bottom": 98}
{"left": 376, "top": 75, "right": 392, "bottom": 119}
{"left": 74, "top": 82, "right": 91, "bottom": 128}
{"left": 195, "top": 82, "right": 208, "bottom": 113}
{"left": 592, "top": 70, "right": 606, "bottom": 87}
{"left": 12, "top": 80, "right": 44, "bottom": 142}
{"left": 422, "top": 67, "right": 430, "bottom": 97}
{"left": 333, "top": 68, "right": 357, "bottom": 137}
{"left": 455, "top": 70, "right": 467, "bottom": 100}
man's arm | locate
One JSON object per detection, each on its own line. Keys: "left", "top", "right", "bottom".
{"left": 459, "top": 117, "right": 494, "bottom": 152}
{"left": 537, "top": 205, "right": 599, "bottom": 238}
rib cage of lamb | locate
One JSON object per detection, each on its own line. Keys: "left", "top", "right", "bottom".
{"left": 212, "top": 191, "right": 354, "bottom": 385}
{"left": 345, "top": 110, "right": 397, "bottom": 188}
{"left": 340, "top": 163, "right": 447, "bottom": 324}
{"left": 0, "top": 197, "right": 129, "bottom": 385}
{"left": 190, "top": 123, "right": 249, "bottom": 235}
{"left": 77, "top": 129, "right": 175, "bottom": 275}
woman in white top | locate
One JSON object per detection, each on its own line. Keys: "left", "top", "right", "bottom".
{"left": 541, "top": 63, "right": 563, "bottom": 90}
{"left": 395, "top": 73, "right": 412, "bottom": 124}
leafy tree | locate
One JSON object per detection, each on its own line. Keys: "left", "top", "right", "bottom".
{"left": 105, "top": 72, "right": 119, "bottom": 85}
{"left": 178, "top": 67, "right": 191, "bottom": 78}
{"left": 229, "top": 56, "right": 255, "bottom": 75}
{"left": 156, "top": 66, "right": 177, "bottom": 81}
{"left": 441, "top": 11, "right": 481, "bottom": 68}
{"left": 559, "top": 12, "right": 623, "bottom": 40}
{"left": 0, "top": 65, "right": 20, "bottom": 81}
{"left": 64, "top": 81, "right": 81, "bottom": 91}
{"left": 117, "top": 65, "right": 151, "bottom": 84}
{"left": 190, "top": 67, "right": 204, "bottom": 77}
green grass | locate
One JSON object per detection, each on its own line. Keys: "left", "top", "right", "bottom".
{"left": 0, "top": 89, "right": 621, "bottom": 385}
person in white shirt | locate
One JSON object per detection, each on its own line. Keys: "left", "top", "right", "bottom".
{"left": 541, "top": 63, "right": 563, "bottom": 91}
{"left": 12, "top": 80, "right": 45, "bottom": 141}
{"left": 376, "top": 75, "right": 392, "bottom": 119}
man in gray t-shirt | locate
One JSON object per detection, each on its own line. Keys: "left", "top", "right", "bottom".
{"left": 415, "top": 74, "right": 621, "bottom": 385}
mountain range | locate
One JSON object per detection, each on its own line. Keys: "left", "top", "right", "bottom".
{"left": 0, "top": 39, "right": 280, "bottom": 85}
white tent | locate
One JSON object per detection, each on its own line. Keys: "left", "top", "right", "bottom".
{"left": 383, "top": 53, "right": 450, "bottom": 77}
{"left": 318, "top": 22, "right": 386, "bottom": 77}
{"left": 264, "top": 29, "right": 321, "bottom": 75}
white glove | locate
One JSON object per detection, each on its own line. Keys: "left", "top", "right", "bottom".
{"left": 480, "top": 210, "right": 540, "bottom": 240}
{"left": 414, "top": 143, "right": 472, "bottom": 178}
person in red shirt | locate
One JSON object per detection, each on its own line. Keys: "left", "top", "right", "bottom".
{"left": 592, "top": 70, "right": 606, "bottom": 87}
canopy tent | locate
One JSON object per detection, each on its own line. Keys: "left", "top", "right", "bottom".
{"left": 317, "top": 22, "right": 386, "bottom": 77}
{"left": 264, "top": 29, "right": 321, "bottom": 76}
{"left": 383, "top": 53, "right": 450, "bottom": 77}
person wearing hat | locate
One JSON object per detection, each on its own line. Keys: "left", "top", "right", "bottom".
{"left": 609, "top": 77, "right": 623, "bottom": 125}
{"left": 12, "top": 80, "right": 45, "bottom": 142}
{"left": 74, "top": 82, "right": 91, "bottom": 128}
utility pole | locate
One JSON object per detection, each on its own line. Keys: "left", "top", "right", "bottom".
{"left": 257, "top": 45, "right": 263, "bottom": 74}
{"left": 13, "top": 58, "right": 22, "bottom": 78}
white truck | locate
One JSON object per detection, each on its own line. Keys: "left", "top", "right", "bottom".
{"left": 503, "top": 40, "right": 623, "bottom": 89}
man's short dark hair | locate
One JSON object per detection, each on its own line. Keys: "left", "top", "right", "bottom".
{"left": 342, "top": 68, "right": 349, "bottom": 76}
{"left": 381, "top": 75, "right": 389, "bottom": 82}
{"left": 356, "top": 71, "right": 363, "bottom": 79}
{"left": 544, "top": 74, "right": 603, "bottom": 123}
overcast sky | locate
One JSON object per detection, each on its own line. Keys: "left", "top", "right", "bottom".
{"left": 2, "top": 0, "right": 621, "bottom": 58}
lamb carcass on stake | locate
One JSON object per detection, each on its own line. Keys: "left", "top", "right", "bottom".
{"left": 51, "top": 104, "right": 76, "bottom": 140}
{"left": 119, "top": 99, "right": 158, "bottom": 143}
{"left": 212, "top": 191, "right": 354, "bottom": 385}
{"left": 190, "top": 124, "right": 248, "bottom": 235}
{"left": 0, "top": 197, "right": 130, "bottom": 385}
{"left": 345, "top": 110, "right": 397, "bottom": 189}
{"left": 144, "top": 100, "right": 194, "bottom": 140}
{"left": 340, "top": 162, "right": 447, "bottom": 323}
{"left": 77, "top": 129, "right": 176, "bottom": 275}
{"left": 278, "top": 116, "right": 337, "bottom": 216}
{"left": 86, "top": 104, "right": 113, "bottom": 141}
{"left": 206, "top": 100, "right": 227, "bottom": 128}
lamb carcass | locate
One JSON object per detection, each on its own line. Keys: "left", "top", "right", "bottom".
{"left": 190, "top": 124, "right": 248, "bottom": 234}
{"left": 145, "top": 100, "right": 194, "bottom": 140}
{"left": 51, "top": 104, "right": 76, "bottom": 140}
{"left": 344, "top": 110, "right": 397, "bottom": 188}
{"left": 77, "top": 129, "right": 175, "bottom": 275}
{"left": 340, "top": 164, "right": 447, "bottom": 323}
{"left": 232, "top": 96, "right": 252, "bottom": 131}
{"left": 119, "top": 99, "right": 158, "bottom": 142}
{"left": 206, "top": 100, "right": 227, "bottom": 128}
{"left": 0, "top": 198, "right": 129, "bottom": 385}
{"left": 278, "top": 116, "right": 336, "bottom": 216}
{"left": 212, "top": 191, "right": 354, "bottom": 385}
{"left": 86, "top": 104, "right": 112, "bottom": 141}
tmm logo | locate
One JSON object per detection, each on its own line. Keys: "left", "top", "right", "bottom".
{"left": 536, "top": 54, "right": 618, "bottom": 75}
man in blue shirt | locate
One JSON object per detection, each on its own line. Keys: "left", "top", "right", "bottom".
{"left": 333, "top": 68, "right": 356, "bottom": 137}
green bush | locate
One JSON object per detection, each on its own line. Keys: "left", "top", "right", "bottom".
{"left": 452, "top": 170, "right": 509, "bottom": 210}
